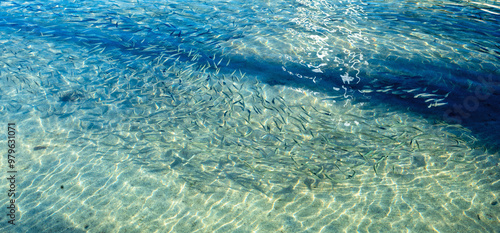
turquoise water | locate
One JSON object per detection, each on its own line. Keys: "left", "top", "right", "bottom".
{"left": 0, "top": 0, "right": 499, "bottom": 232}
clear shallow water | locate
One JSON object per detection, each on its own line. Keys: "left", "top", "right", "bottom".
{"left": 0, "top": 0, "right": 499, "bottom": 232}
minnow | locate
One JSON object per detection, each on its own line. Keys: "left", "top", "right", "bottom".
{"left": 414, "top": 93, "right": 439, "bottom": 98}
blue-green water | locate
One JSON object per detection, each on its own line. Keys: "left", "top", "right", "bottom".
{"left": 0, "top": 0, "right": 499, "bottom": 232}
